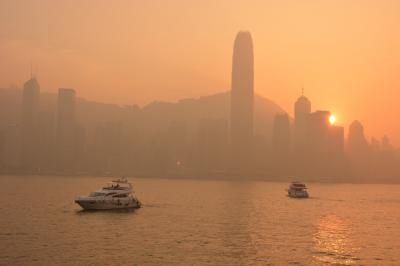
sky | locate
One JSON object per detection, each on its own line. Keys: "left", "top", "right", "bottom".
{"left": 1, "top": 0, "right": 400, "bottom": 144}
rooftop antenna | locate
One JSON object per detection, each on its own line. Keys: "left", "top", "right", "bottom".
{"left": 301, "top": 87, "right": 304, "bottom": 96}
{"left": 30, "top": 62, "right": 33, "bottom": 79}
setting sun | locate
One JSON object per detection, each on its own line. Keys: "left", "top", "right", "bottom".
{"left": 329, "top": 115, "right": 336, "bottom": 125}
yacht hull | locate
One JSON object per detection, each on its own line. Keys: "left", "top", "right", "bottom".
{"left": 75, "top": 198, "right": 141, "bottom": 210}
{"left": 288, "top": 190, "right": 309, "bottom": 198}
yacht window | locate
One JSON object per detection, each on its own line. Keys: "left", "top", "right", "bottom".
{"left": 113, "top": 194, "right": 128, "bottom": 198}
{"left": 90, "top": 192, "right": 106, "bottom": 197}
{"left": 105, "top": 192, "right": 117, "bottom": 196}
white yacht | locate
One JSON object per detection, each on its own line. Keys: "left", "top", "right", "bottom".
{"left": 75, "top": 177, "right": 141, "bottom": 210}
{"left": 287, "top": 181, "right": 309, "bottom": 198}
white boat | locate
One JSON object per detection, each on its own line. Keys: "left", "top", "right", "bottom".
{"left": 75, "top": 177, "right": 141, "bottom": 210}
{"left": 287, "top": 181, "right": 309, "bottom": 198}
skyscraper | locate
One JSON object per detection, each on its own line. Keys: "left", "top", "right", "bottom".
{"left": 272, "top": 113, "right": 291, "bottom": 176}
{"left": 307, "top": 110, "right": 331, "bottom": 152}
{"left": 293, "top": 92, "right": 311, "bottom": 176}
{"left": 294, "top": 92, "right": 311, "bottom": 153}
{"left": 21, "top": 77, "right": 40, "bottom": 170}
{"left": 230, "top": 31, "right": 254, "bottom": 175}
{"left": 37, "top": 111, "right": 55, "bottom": 171}
{"left": 197, "top": 118, "right": 229, "bottom": 173}
{"left": 347, "top": 120, "right": 370, "bottom": 179}
{"left": 347, "top": 121, "right": 369, "bottom": 154}
{"left": 56, "top": 88, "right": 77, "bottom": 172}
{"left": 272, "top": 113, "right": 291, "bottom": 157}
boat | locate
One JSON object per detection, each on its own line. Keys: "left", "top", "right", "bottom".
{"left": 75, "top": 177, "right": 141, "bottom": 210}
{"left": 287, "top": 181, "right": 309, "bottom": 198}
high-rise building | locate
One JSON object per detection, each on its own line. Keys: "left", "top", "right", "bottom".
{"left": 37, "top": 111, "right": 55, "bottom": 171}
{"left": 347, "top": 121, "right": 369, "bottom": 155}
{"left": 272, "top": 112, "right": 292, "bottom": 176}
{"left": 230, "top": 31, "right": 254, "bottom": 175}
{"left": 56, "top": 88, "right": 77, "bottom": 172}
{"left": 294, "top": 92, "right": 311, "bottom": 153}
{"left": 305, "top": 110, "right": 346, "bottom": 178}
{"left": 305, "top": 110, "right": 331, "bottom": 177}
{"left": 307, "top": 110, "right": 331, "bottom": 153}
{"left": 2, "top": 124, "right": 22, "bottom": 169}
{"left": 197, "top": 118, "right": 228, "bottom": 173}
{"left": 329, "top": 126, "right": 344, "bottom": 154}
{"left": 90, "top": 121, "right": 122, "bottom": 174}
{"left": 272, "top": 113, "right": 291, "bottom": 158}
{"left": 21, "top": 77, "right": 40, "bottom": 170}
{"left": 347, "top": 121, "right": 370, "bottom": 179}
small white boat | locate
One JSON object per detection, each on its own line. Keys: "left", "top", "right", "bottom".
{"left": 75, "top": 177, "right": 141, "bottom": 210}
{"left": 287, "top": 181, "right": 309, "bottom": 198}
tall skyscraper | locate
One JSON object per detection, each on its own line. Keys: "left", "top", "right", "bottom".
{"left": 307, "top": 110, "right": 331, "bottom": 151}
{"left": 293, "top": 92, "right": 311, "bottom": 176}
{"left": 230, "top": 31, "right": 254, "bottom": 175}
{"left": 21, "top": 77, "right": 40, "bottom": 170}
{"left": 294, "top": 92, "right": 311, "bottom": 153}
{"left": 346, "top": 120, "right": 370, "bottom": 179}
{"left": 56, "top": 88, "right": 77, "bottom": 172}
{"left": 347, "top": 121, "right": 369, "bottom": 154}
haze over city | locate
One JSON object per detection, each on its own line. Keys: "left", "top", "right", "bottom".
{"left": 1, "top": 0, "right": 400, "bottom": 144}
{"left": 2, "top": 2, "right": 400, "bottom": 265}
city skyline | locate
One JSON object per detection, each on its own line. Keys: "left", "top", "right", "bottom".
{"left": 2, "top": 2, "right": 400, "bottom": 265}
{"left": 1, "top": 1, "right": 400, "bottom": 145}
{"left": 2, "top": 78, "right": 397, "bottom": 151}
{"left": 1, "top": 38, "right": 398, "bottom": 181}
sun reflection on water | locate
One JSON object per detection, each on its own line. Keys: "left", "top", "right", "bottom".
{"left": 313, "top": 214, "right": 360, "bottom": 265}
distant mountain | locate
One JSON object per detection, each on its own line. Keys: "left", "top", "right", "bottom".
{"left": 138, "top": 92, "right": 288, "bottom": 139}
{"left": 0, "top": 89, "right": 288, "bottom": 138}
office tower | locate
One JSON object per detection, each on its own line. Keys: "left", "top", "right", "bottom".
{"left": 347, "top": 121, "right": 370, "bottom": 179}
{"left": 230, "top": 31, "right": 254, "bottom": 175}
{"left": 2, "top": 124, "right": 22, "bottom": 169}
{"left": 272, "top": 113, "right": 291, "bottom": 175}
{"left": 306, "top": 110, "right": 332, "bottom": 159}
{"left": 347, "top": 120, "right": 369, "bottom": 155}
{"left": 197, "top": 118, "right": 229, "bottom": 173}
{"left": 328, "top": 125, "right": 344, "bottom": 155}
{"left": 307, "top": 111, "right": 331, "bottom": 147}
{"left": 37, "top": 111, "right": 55, "bottom": 171}
{"left": 21, "top": 77, "right": 40, "bottom": 170}
{"left": 56, "top": 88, "right": 77, "bottom": 172}
{"left": 273, "top": 113, "right": 291, "bottom": 154}
{"left": 306, "top": 110, "right": 346, "bottom": 178}
{"left": 90, "top": 121, "right": 122, "bottom": 174}
{"left": 294, "top": 92, "right": 311, "bottom": 153}
{"left": 306, "top": 110, "right": 331, "bottom": 177}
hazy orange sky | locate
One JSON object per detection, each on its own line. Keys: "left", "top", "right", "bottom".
{"left": 1, "top": 0, "right": 400, "bottom": 144}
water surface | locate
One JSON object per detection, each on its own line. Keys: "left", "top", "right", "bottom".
{"left": 0, "top": 176, "right": 399, "bottom": 265}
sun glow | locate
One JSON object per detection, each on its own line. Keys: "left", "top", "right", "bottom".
{"left": 329, "top": 115, "right": 336, "bottom": 125}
